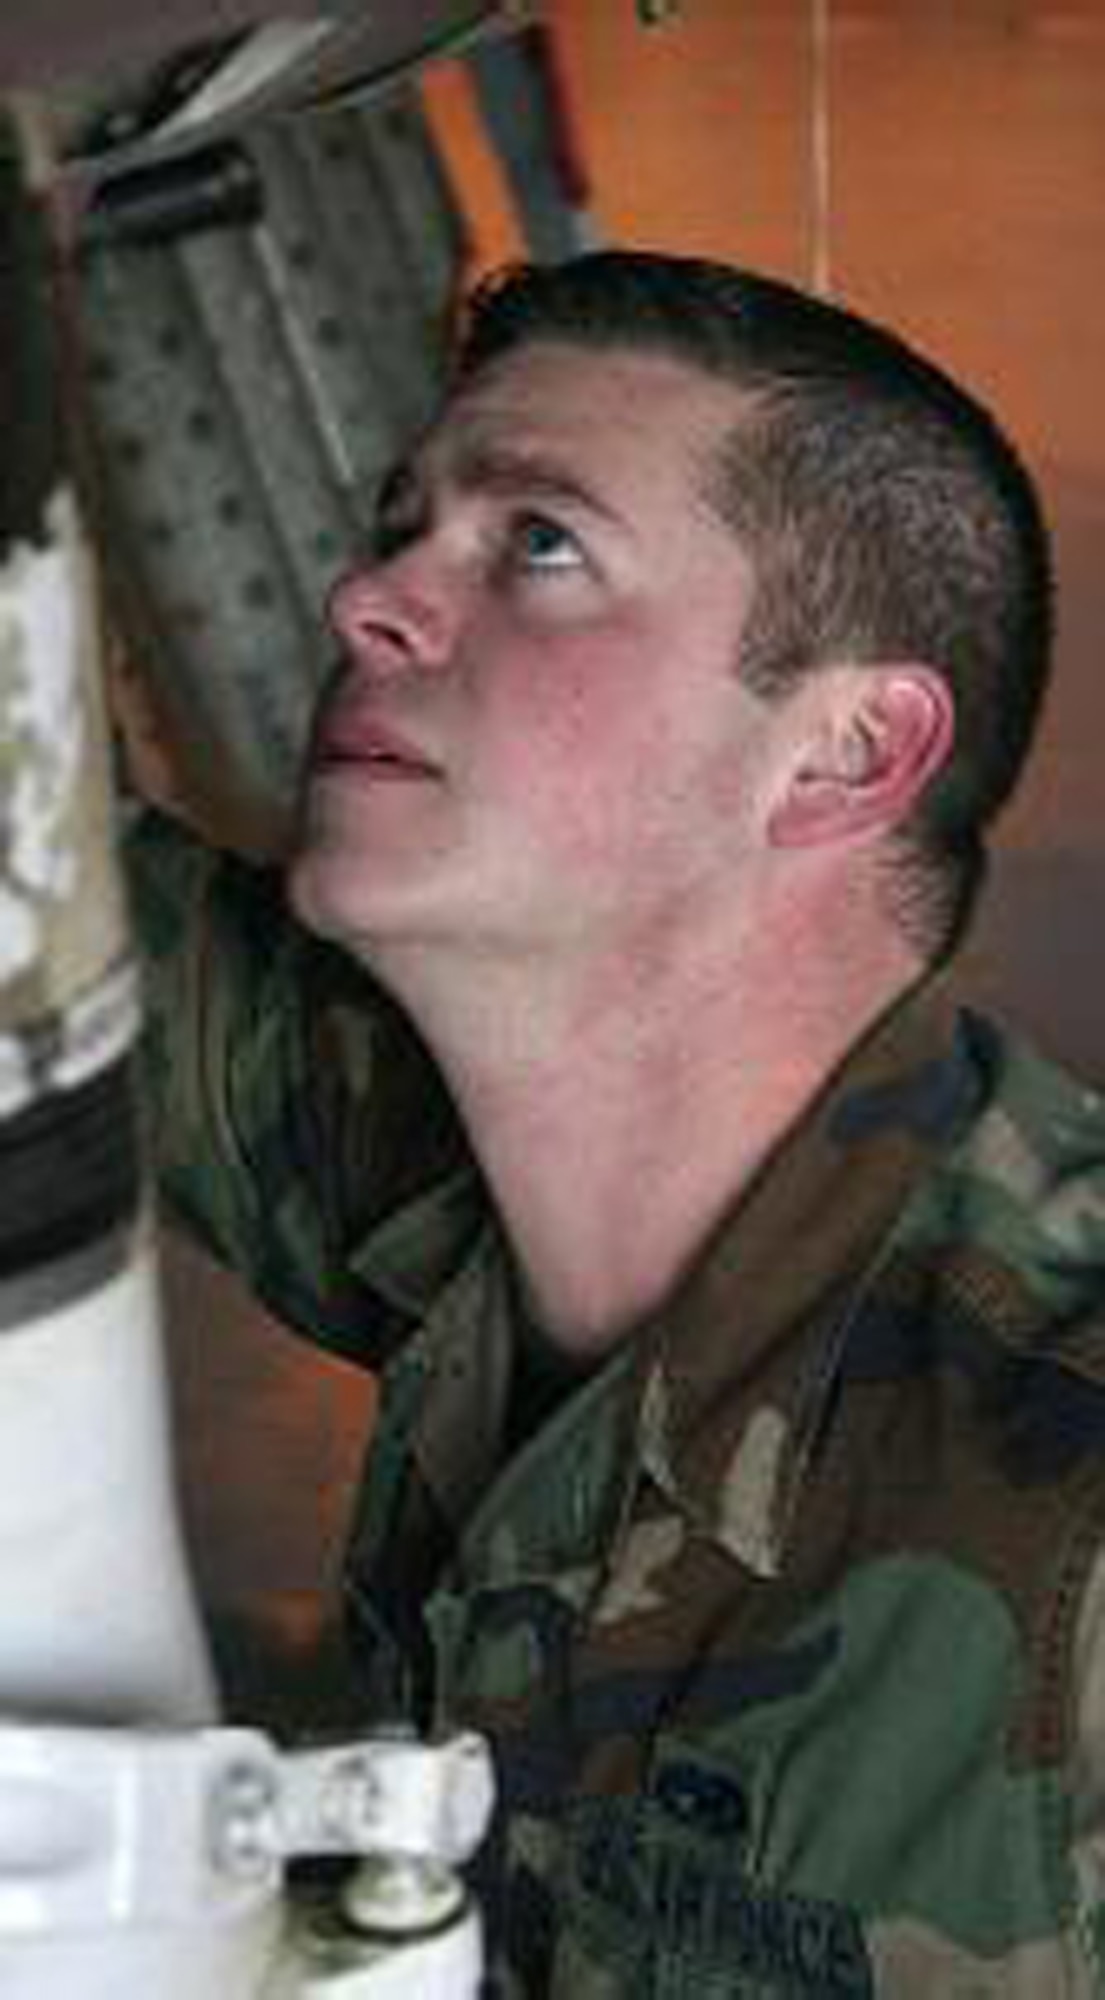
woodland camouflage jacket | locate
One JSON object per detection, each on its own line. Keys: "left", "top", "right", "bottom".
{"left": 129, "top": 813, "right": 1105, "bottom": 1998}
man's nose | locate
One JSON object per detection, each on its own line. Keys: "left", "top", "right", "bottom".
{"left": 326, "top": 553, "right": 456, "bottom": 676}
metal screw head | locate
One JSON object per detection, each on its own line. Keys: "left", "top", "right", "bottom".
{"left": 209, "top": 1759, "right": 281, "bottom": 1882}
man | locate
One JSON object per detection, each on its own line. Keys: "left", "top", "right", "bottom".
{"left": 129, "top": 253, "right": 1105, "bottom": 1995}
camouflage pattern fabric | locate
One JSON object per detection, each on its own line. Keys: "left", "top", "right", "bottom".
{"left": 128, "top": 811, "right": 1105, "bottom": 1996}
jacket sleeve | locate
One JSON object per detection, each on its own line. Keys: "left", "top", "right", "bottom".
{"left": 123, "top": 809, "right": 465, "bottom": 1363}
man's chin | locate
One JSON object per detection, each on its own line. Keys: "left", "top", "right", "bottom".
{"left": 286, "top": 845, "right": 351, "bottom": 947}
{"left": 286, "top": 844, "right": 424, "bottom": 966}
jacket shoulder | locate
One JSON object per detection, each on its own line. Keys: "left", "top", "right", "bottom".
{"left": 899, "top": 1010, "right": 1105, "bottom": 1329}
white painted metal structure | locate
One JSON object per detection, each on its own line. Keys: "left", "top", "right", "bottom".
{"left": 0, "top": 19, "right": 503, "bottom": 1990}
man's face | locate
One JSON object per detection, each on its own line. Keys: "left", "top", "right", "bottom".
{"left": 290, "top": 342, "right": 782, "bottom": 976}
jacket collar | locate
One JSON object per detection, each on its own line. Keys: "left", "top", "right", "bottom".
{"left": 634, "top": 975, "right": 983, "bottom": 1577}
{"left": 349, "top": 974, "right": 982, "bottom": 1580}
{"left": 348, "top": 1161, "right": 485, "bottom": 1316}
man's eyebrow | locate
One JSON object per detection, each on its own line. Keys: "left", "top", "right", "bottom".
{"left": 429, "top": 440, "right": 628, "bottom": 528}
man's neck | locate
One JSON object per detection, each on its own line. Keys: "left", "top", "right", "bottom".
{"left": 369, "top": 898, "right": 922, "bottom": 1359}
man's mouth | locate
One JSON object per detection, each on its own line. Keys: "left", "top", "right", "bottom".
{"left": 315, "top": 715, "right": 442, "bottom": 781}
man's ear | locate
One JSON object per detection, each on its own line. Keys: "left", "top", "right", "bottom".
{"left": 767, "top": 665, "right": 955, "bottom": 850}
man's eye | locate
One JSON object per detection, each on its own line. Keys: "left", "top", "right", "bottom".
{"left": 371, "top": 509, "right": 423, "bottom": 562}
{"left": 508, "top": 512, "right": 586, "bottom": 573}
{"left": 369, "top": 464, "right": 428, "bottom": 562}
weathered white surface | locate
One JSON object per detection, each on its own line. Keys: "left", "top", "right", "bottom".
{"left": 0, "top": 488, "right": 84, "bottom": 982}
{"left": 0, "top": 482, "right": 134, "bottom": 1106}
